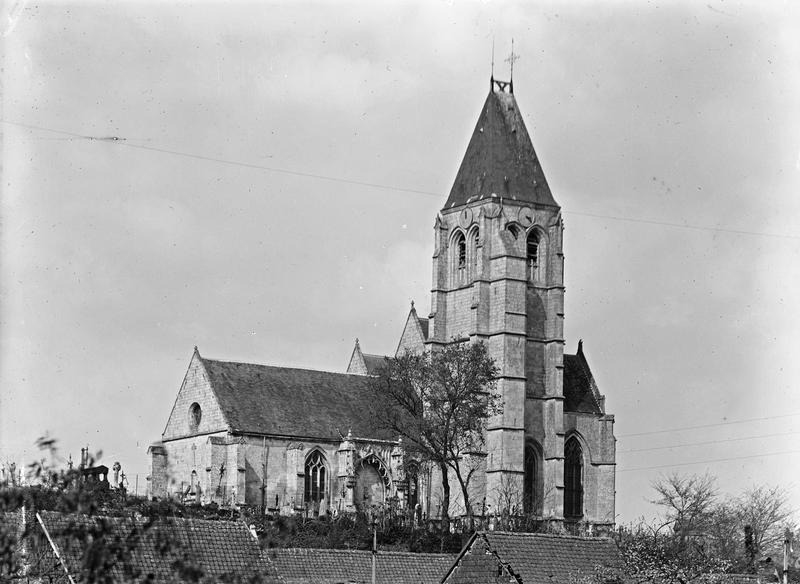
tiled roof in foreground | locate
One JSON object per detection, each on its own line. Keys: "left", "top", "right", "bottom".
{"left": 268, "top": 547, "right": 455, "bottom": 584}
{"left": 36, "top": 511, "right": 282, "bottom": 584}
{"left": 443, "top": 531, "right": 623, "bottom": 584}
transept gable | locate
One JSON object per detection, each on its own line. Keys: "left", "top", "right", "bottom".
{"left": 346, "top": 339, "right": 388, "bottom": 376}
{"left": 395, "top": 301, "right": 429, "bottom": 356}
{"left": 163, "top": 347, "right": 231, "bottom": 441}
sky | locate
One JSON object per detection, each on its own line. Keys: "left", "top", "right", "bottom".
{"left": 2, "top": 0, "right": 799, "bottom": 524}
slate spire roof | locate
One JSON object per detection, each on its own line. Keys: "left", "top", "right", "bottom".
{"left": 444, "top": 80, "right": 558, "bottom": 210}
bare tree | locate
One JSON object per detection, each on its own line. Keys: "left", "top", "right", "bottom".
{"left": 734, "top": 485, "right": 795, "bottom": 556}
{"left": 651, "top": 472, "right": 718, "bottom": 544}
{"left": 370, "top": 342, "right": 498, "bottom": 530}
{"left": 630, "top": 473, "right": 798, "bottom": 580}
{"left": 616, "top": 519, "right": 732, "bottom": 584}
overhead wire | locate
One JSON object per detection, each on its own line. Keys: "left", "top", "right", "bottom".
{"left": 617, "top": 430, "right": 800, "bottom": 454}
{"left": 617, "top": 449, "right": 800, "bottom": 473}
{"left": 3, "top": 118, "right": 799, "bottom": 240}
{"left": 616, "top": 412, "right": 800, "bottom": 438}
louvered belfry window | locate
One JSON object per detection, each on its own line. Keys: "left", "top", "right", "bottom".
{"left": 564, "top": 437, "right": 584, "bottom": 518}
{"left": 456, "top": 233, "right": 466, "bottom": 269}
{"left": 527, "top": 231, "right": 539, "bottom": 278}
{"left": 304, "top": 451, "right": 326, "bottom": 504}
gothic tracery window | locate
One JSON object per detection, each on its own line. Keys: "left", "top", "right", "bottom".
{"left": 304, "top": 450, "right": 327, "bottom": 504}
{"left": 564, "top": 437, "right": 584, "bottom": 518}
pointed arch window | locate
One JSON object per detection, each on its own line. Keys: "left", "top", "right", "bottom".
{"left": 523, "top": 442, "right": 540, "bottom": 514}
{"left": 564, "top": 437, "right": 583, "bottom": 518}
{"left": 527, "top": 231, "right": 540, "bottom": 280}
{"left": 304, "top": 450, "right": 327, "bottom": 504}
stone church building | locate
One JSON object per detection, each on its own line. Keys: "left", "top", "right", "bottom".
{"left": 148, "top": 77, "right": 616, "bottom": 529}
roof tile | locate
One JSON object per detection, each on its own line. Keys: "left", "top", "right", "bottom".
{"left": 268, "top": 548, "right": 455, "bottom": 584}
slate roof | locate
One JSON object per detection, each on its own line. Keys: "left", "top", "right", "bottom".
{"left": 268, "top": 548, "right": 455, "bottom": 584}
{"left": 418, "top": 317, "right": 430, "bottom": 339}
{"left": 34, "top": 511, "right": 282, "bottom": 583}
{"left": 443, "top": 532, "right": 623, "bottom": 584}
{"left": 201, "top": 357, "right": 392, "bottom": 441}
{"left": 562, "top": 342, "right": 604, "bottom": 415}
{"left": 444, "top": 87, "right": 558, "bottom": 210}
{"left": 362, "top": 353, "right": 389, "bottom": 375}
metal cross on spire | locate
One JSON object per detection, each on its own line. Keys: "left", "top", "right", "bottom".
{"left": 505, "top": 38, "right": 520, "bottom": 80}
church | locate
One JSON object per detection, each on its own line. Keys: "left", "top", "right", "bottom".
{"left": 148, "top": 76, "right": 617, "bottom": 530}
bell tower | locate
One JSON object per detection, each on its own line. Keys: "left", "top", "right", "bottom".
{"left": 427, "top": 78, "right": 566, "bottom": 517}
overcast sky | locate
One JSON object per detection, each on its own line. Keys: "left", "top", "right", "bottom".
{"left": 2, "top": 0, "right": 799, "bottom": 523}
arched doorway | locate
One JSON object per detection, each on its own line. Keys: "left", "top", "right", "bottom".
{"left": 354, "top": 454, "right": 390, "bottom": 509}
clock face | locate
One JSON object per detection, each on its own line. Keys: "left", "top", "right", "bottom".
{"left": 518, "top": 206, "right": 534, "bottom": 226}
{"left": 458, "top": 207, "right": 473, "bottom": 228}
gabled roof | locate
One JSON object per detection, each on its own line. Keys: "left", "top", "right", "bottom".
{"left": 396, "top": 302, "right": 430, "bottom": 356}
{"left": 200, "top": 355, "right": 391, "bottom": 440}
{"left": 268, "top": 548, "right": 455, "bottom": 584}
{"left": 563, "top": 341, "right": 605, "bottom": 415}
{"left": 442, "top": 531, "right": 623, "bottom": 584}
{"left": 444, "top": 84, "right": 557, "bottom": 210}
{"left": 362, "top": 353, "right": 389, "bottom": 375}
{"left": 34, "top": 511, "right": 282, "bottom": 583}
{"left": 346, "top": 338, "right": 389, "bottom": 376}
{"left": 418, "top": 317, "right": 429, "bottom": 339}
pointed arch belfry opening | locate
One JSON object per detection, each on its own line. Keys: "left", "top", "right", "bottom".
{"left": 527, "top": 230, "right": 539, "bottom": 275}
{"left": 564, "top": 437, "right": 584, "bottom": 518}
{"left": 451, "top": 230, "right": 467, "bottom": 286}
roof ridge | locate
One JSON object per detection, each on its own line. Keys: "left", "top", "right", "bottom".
{"left": 484, "top": 530, "right": 615, "bottom": 541}
{"left": 203, "top": 357, "right": 370, "bottom": 378}
{"left": 274, "top": 547, "right": 454, "bottom": 557}
{"left": 40, "top": 509, "right": 248, "bottom": 528}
